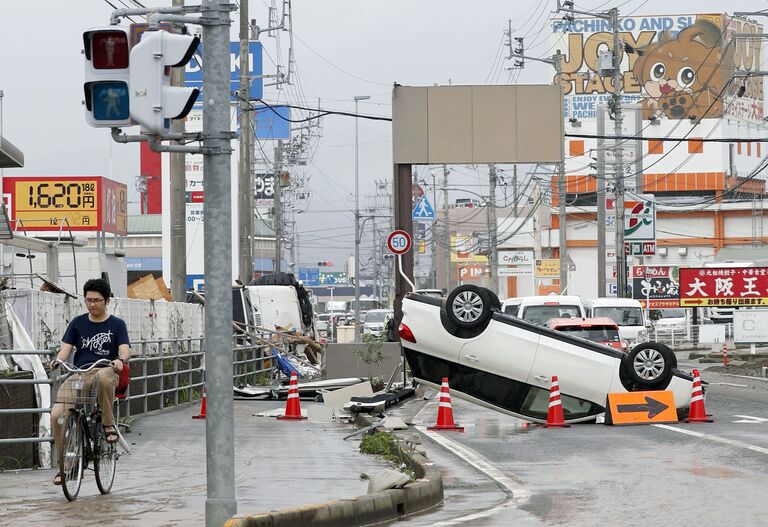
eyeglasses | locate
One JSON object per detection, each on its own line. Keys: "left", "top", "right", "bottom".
{"left": 85, "top": 298, "right": 106, "bottom": 304}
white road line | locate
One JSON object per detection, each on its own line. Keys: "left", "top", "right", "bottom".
{"left": 733, "top": 415, "right": 768, "bottom": 424}
{"left": 413, "top": 400, "right": 530, "bottom": 526}
{"left": 653, "top": 424, "right": 768, "bottom": 455}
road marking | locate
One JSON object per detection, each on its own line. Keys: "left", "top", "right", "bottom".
{"left": 733, "top": 415, "right": 768, "bottom": 424}
{"left": 413, "top": 400, "right": 530, "bottom": 526}
{"left": 653, "top": 424, "right": 768, "bottom": 455}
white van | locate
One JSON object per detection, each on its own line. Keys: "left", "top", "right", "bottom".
{"left": 585, "top": 298, "right": 648, "bottom": 343}
{"left": 516, "top": 295, "right": 586, "bottom": 326}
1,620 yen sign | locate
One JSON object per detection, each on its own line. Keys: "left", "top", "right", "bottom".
{"left": 387, "top": 230, "right": 412, "bottom": 255}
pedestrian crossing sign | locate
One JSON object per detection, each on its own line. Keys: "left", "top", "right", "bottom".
{"left": 412, "top": 196, "right": 436, "bottom": 221}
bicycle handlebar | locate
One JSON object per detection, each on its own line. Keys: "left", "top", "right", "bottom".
{"left": 52, "top": 358, "right": 113, "bottom": 373}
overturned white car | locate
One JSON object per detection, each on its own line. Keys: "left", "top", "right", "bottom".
{"left": 399, "top": 285, "right": 695, "bottom": 424}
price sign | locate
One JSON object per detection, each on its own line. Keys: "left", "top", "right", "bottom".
{"left": 4, "top": 176, "right": 127, "bottom": 234}
{"left": 387, "top": 230, "right": 412, "bottom": 255}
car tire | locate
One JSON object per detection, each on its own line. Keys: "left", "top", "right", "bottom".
{"left": 624, "top": 342, "right": 675, "bottom": 389}
{"left": 446, "top": 285, "right": 493, "bottom": 329}
{"left": 479, "top": 287, "right": 501, "bottom": 312}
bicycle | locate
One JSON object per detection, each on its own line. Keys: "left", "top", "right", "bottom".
{"left": 53, "top": 359, "right": 124, "bottom": 501}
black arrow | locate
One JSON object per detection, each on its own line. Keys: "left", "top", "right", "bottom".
{"left": 616, "top": 396, "right": 669, "bottom": 418}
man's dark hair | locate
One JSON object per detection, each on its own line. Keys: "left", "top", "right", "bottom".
{"left": 83, "top": 278, "right": 112, "bottom": 300}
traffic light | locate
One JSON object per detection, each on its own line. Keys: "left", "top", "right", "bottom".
{"left": 317, "top": 261, "right": 333, "bottom": 267}
{"left": 129, "top": 30, "right": 200, "bottom": 134}
{"left": 83, "top": 27, "right": 133, "bottom": 127}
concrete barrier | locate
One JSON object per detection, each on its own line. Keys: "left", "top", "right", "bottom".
{"left": 225, "top": 422, "right": 443, "bottom": 527}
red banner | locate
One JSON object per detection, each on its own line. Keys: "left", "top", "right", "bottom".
{"left": 679, "top": 267, "right": 768, "bottom": 307}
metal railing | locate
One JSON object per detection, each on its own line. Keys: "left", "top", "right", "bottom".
{"left": 649, "top": 323, "right": 735, "bottom": 349}
{"left": 0, "top": 335, "right": 276, "bottom": 466}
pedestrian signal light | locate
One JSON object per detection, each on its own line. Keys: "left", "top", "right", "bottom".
{"left": 83, "top": 27, "right": 133, "bottom": 127}
{"left": 129, "top": 30, "right": 200, "bottom": 134}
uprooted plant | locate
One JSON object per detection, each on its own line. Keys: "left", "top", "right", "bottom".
{"left": 359, "top": 431, "right": 417, "bottom": 481}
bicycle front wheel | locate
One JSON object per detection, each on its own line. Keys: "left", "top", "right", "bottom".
{"left": 94, "top": 423, "right": 117, "bottom": 494}
{"left": 60, "top": 413, "right": 84, "bottom": 501}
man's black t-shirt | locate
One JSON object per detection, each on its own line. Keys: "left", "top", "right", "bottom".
{"left": 62, "top": 314, "right": 131, "bottom": 368}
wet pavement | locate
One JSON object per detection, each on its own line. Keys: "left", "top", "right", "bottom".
{"left": 0, "top": 400, "right": 389, "bottom": 526}
{"left": 395, "top": 360, "right": 768, "bottom": 527}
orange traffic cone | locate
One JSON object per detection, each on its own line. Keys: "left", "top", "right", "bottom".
{"left": 193, "top": 386, "right": 207, "bottom": 420}
{"left": 277, "top": 372, "right": 307, "bottom": 420}
{"left": 685, "top": 369, "right": 713, "bottom": 423}
{"left": 428, "top": 377, "right": 464, "bottom": 431}
{"left": 544, "top": 376, "right": 570, "bottom": 428}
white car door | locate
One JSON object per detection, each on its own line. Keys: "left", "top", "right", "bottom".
{"left": 527, "top": 330, "right": 617, "bottom": 405}
{"left": 459, "top": 317, "right": 539, "bottom": 383}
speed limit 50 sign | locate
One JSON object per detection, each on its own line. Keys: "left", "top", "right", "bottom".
{"left": 387, "top": 230, "right": 412, "bottom": 255}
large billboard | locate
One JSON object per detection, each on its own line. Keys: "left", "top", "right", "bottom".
{"left": 553, "top": 14, "right": 763, "bottom": 124}
{"left": 679, "top": 267, "right": 768, "bottom": 306}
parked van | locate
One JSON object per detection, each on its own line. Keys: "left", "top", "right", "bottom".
{"left": 516, "top": 295, "right": 586, "bottom": 326}
{"left": 585, "top": 298, "right": 648, "bottom": 344}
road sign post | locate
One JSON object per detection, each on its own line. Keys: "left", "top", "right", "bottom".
{"left": 387, "top": 230, "right": 415, "bottom": 292}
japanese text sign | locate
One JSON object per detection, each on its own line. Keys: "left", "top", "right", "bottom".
{"left": 679, "top": 267, "right": 768, "bottom": 307}
{"left": 632, "top": 265, "right": 679, "bottom": 308}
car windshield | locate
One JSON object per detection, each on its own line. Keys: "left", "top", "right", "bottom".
{"left": 523, "top": 305, "right": 581, "bottom": 325}
{"left": 557, "top": 326, "right": 620, "bottom": 342}
{"left": 593, "top": 307, "right": 643, "bottom": 326}
{"left": 659, "top": 309, "right": 685, "bottom": 319}
{"left": 365, "top": 311, "right": 389, "bottom": 323}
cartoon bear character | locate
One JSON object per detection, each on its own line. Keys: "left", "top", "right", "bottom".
{"left": 632, "top": 19, "right": 734, "bottom": 123}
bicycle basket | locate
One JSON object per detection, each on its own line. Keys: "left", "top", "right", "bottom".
{"left": 55, "top": 372, "right": 98, "bottom": 406}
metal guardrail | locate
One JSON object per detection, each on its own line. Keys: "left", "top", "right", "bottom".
{"left": 649, "top": 323, "right": 735, "bottom": 348}
{"left": 0, "top": 335, "right": 275, "bottom": 455}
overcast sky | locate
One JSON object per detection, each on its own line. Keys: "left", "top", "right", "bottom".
{"left": 1, "top": 0, "right": 766, "bottom": 273}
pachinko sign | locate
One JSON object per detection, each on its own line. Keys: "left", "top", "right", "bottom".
{"left": 552, "top": 13, "right": 763, "bottom": 123}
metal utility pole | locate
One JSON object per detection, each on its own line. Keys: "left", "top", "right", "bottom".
{"left": 201, "top": 0, "right": 236, "bottom": 523}
{"left": 488, "top": 164, "right": 498, "bottom": 290}
{"left": 610, "top": 7, "right": 627, "bottom": 298}
{"left": 274, "top": 140, "right": 283, "bottom": 273}
{"left": 555, "top": 52, "right": 568, "bottom": 294}
{"left": 353, "top": 95, "right": 369, "bottom": 340}
{"left": 597, "top": 104, "right": 607, "bottom": 297}
{"left": 237, "top": 0, "right": 253, "bottom": 284}
{"left": 443, "top": 165, "right": 450, "bottom": 290}
{"left": 169, "top": 0, "right": 186, "bottom": 302}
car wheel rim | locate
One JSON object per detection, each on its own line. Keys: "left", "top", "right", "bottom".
{"left": 633, "top": 348, "right": 665, "bottom": 381}
{"left": 452, "top": 291, "right": 484, "bottom": 323}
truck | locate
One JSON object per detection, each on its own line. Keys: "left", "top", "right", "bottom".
{"left": 245, "top": 273, "right": 315, "bottom": 338}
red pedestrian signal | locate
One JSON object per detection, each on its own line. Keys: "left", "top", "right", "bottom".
{"left": 83, "top": 27, "right": 133, "bottom": 128}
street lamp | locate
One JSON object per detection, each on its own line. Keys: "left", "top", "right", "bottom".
{"left": 354, "top": 95, "right": 370, "bottom": 341}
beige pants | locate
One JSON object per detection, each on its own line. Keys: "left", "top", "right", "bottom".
{"left": 51, "top": 367, "right": 118, "bottom": 466}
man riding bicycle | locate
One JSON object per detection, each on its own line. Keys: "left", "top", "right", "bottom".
{"left": 51, "top": 278, "right": 131, "bottom": 486}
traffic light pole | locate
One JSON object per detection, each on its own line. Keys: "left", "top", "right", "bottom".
{"left": 108, "top": 4, "right": 238, "bottom": 526}
{"left": 170, "top": 0, "right": 187, "bottom": 303}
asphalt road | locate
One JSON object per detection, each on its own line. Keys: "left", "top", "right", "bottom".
{"left": 393, "top": 361, "right": 768, "bottom": 527}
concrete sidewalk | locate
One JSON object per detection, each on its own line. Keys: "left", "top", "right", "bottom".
{"left": 0, "top": 400, "right": 390, "bottom": 526}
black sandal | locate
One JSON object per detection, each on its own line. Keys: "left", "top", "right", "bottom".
{"left": 104, "top": 426, "right": 119, "bottom": 444}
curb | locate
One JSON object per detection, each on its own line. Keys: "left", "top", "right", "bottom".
{"left": 225, "top": 416, "right": 444, "bottom": 527}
